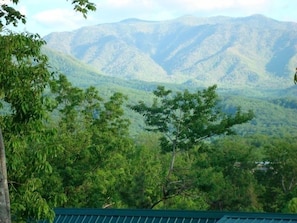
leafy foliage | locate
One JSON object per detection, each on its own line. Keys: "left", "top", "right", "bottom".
{"left": 0, "top": 31, "right": 63, "bottom": 222}
{"left": 0, "top": 1, "right": 26, "bottom": 28}
{"left": 0, "top": 1, "right": 96, "bottom": 222}
{"left": 131, "top": 85, "right": 254, "bottom": 153}
{"left": 0, "top": 31, "right": 49, "bottom": 124}
{"left": 71, "top": 0, "right": 96, "bottom": 18}
{"left": 130, "top": 85, "right": 254, "bottom": 207}
{"left": 201, "top": 137, "right": 263, "bottom": 211}
{"left": 2, "top": 1, "right": 297, "bottom": 220}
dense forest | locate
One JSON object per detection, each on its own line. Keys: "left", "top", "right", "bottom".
{"left": 1, "top": 1, "right": 297, "bottom": 223}
{"left": 2, "top": 51, "right": 297, "bottom": 221}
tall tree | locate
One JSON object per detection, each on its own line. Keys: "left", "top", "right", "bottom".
{"left": 0, "top": 129, "right": 10, "bottom": 223}
{"left": 130, "top": 85, "right": 254, "bottom": 207}
{"left": 0, "top": 1, "right": 95, "bottom": 222}
{"left": 44, "top": 75, "right": 134, "bottom": 209}
{"left": 0, "top": 31, "right": 53, "bottom": 222}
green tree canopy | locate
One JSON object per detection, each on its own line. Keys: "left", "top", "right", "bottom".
{"left": 130, "top": 85, "right": 254, "bottom": 207}
{"left": 0, "top": 1, "right": 96, "bottom": 222}
{"left": 131, "top": 85, "right": 254, "bottom": 153}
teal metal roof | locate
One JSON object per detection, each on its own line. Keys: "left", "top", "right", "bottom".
{"left": 217, "top": 214, "right": 297, "bottom": 223}
{"left": 42, "top": 208, "right": 297, "bottom": 223}
{"left": 48, "top": 209, "right": 224, "bottom": 223}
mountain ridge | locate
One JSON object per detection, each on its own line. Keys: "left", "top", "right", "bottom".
{"left": 44, "top": 14, "right": 297, "bottom": 89}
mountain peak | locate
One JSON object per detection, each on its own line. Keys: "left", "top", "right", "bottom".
{"left": 119, "top": 18, "right": 152, "bottom": 23}
{"left": 44, "top": 15, "right": 296, "bottom": 89}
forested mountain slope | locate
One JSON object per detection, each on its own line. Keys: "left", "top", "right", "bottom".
{"left": 44, "top": 14, "right": 297, "bottom": 89}
{"left": 42, "top": 44, "right": 297, "bottom": 138}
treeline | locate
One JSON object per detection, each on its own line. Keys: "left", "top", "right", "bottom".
{"left": 219, "top": 95, "right": 297, "bottom": 137}
{"left": 2, "top": 72, "right": 297, "bottom": 221}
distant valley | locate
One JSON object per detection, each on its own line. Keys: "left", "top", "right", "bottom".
{"left": 44, "top": 14, "right": 297, "bottom": 90}
{"left": 42, "top": 15, "right": 297, "bottom": 137}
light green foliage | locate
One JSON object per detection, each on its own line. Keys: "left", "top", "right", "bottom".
{"left": 130, "top": 85, "right": 254, "bottom": 207}
{"left": 125, "top": 133, "right": 209, "bottom": 210}
{"left": 2, "top": 67, "right": 134, "bottom": 220}
{"left": 71, "top": 0, "right": 96, "bottom": 18}
{"left": 284, "top": 198, "right": 297, "bottom": 213}
{"left": 131, "top": 85, "right": 254, "bottom": 153}
{"left": 0, "top": 31, "right": 61, "bottom": 222}
{"left": 125, "top": 133, "right": 165, "bottom": 208}
{"left": 221, "top": 95, "right": 297, "bottom": 137}
{"left": 0, "top": 32, "right": 49, "bottom": 124}
{"left": 47, "top": 75, "right": 133, "bottom": 209}
{"left": 0, "top": 27, "right": 133, "bottom": 221}
{"left": 0, "top": 1, "right": 96, "bottom": 222}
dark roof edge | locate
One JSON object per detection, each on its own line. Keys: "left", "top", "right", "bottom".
{"left": 54, "top": 208, "right": 224, "bottom": 218}
{"left": 53, "top": 208, "right": 297, "bottom": 219}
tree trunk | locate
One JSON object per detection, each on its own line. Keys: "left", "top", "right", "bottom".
{"left": 0, "top": 128, "right": 11, "bottom": 223}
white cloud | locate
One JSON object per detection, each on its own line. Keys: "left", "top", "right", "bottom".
{"left": 33, "top": 8, "right": 91, "bottom": 31}
{"left": 103, "top": 0, "right": 133, "bottom": 8}
{"left": 6, "top": 0, "right": 297, "bottom": 35}
{"left": 156, "top": 0, "right": 269, "bottom": 13}
{"left": 100, "top": 0, "right": 268, "bottom": 11}
{"left": 152, "top": 0, "right": 288, "bottom": 23}
{"left": 95, "top": 0, "right": 272, "bottom": 23}
{"left": 0, "top": 0, "right": 11, "bottom": 4}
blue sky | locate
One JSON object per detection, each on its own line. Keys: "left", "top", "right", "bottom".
{"left": 3, "top": 0, "right": 297, "bottom": 36}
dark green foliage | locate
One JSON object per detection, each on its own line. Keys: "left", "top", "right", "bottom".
{"left": 200, "top": 137, "right": 264, "bottom": 211}
{"left": 0, "top": 1, "right": 26, "bottom": 28}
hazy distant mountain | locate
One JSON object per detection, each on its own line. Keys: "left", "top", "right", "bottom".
{"left": 44, "top": 14, "right": 297, "bottom": 89}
